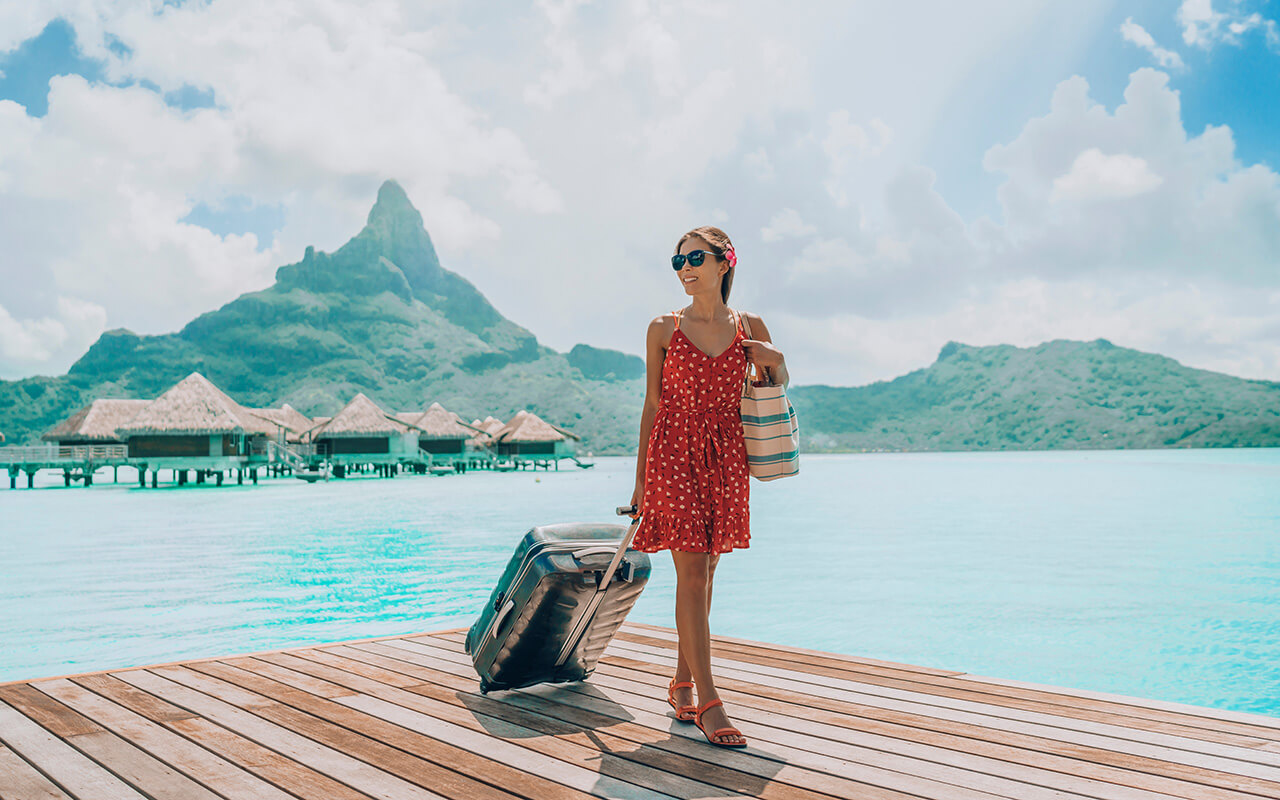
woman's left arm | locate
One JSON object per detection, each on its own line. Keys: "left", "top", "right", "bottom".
{"left": 741, "top": 313, "right": 789, "bottom": 387}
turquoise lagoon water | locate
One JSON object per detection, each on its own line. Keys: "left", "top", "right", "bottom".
{"left": 1, "top": 449, "right": 1278, "bottom": 716}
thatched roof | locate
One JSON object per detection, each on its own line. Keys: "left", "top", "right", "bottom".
{"left": 309, "top": 393, "right": 412, "bottom": 438}
{"left": 247, "top": 404, "right": 313, "bottom": 442}
{"left": 468, "top": 416, "right": 497, "bottom": 444}
{"left": 117, "top": 373, "right": 273, "bottom": 436}
{"left": 394, "top": 411, "right": 424, "bottom": 426}
{"left": 496, "top": 410, "right": 581, "bottom": 443}
{"left": 43, "top": 398, "right": 150, "bottom": 442}
{"left": 409, "top": 402, "right": 475, "bottom": 440}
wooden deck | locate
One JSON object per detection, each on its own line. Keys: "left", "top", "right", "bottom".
{"left": 2, "top": 622, "right": 1279, "bottom": 799}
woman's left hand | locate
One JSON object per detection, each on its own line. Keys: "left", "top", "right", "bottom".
{"left": 742, "top": 339, "right": 784, "bottom": 370}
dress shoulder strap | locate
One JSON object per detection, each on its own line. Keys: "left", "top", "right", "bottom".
{"left": 736, "top": 308, "right": 752, "bottom": 339}
{"left": 672, "top": 308, "right": 682, "bottom": 330}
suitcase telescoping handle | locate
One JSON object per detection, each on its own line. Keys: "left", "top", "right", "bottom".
{"left": 552, "top": 506, "right": 643, "bottom": 668}
{"left": 599, "top": 505, "right": 641, "bottom": 587}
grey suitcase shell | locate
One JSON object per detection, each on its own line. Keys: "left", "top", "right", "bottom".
{"left": 464, "top": 520, "right": 651, "bottom": 694}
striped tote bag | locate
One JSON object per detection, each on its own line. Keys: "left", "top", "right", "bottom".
{"left": 738, "top": 312, "right": 799, "bottom": 481}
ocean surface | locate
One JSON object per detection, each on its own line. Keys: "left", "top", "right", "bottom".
{"left": 1, "top": 449, "right": 1277, "bottom": 717}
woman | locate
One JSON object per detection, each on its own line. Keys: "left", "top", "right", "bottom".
{"left": 629, "top": 225, "right": 788, "bottom": 748}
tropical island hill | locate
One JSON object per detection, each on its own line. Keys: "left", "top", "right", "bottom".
{"left": 1, "top": 180, "right": 1278, "bottom": 455}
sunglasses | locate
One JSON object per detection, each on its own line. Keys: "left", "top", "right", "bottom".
{"left": 671, "top": 249, "right": 722, "bottom": 270}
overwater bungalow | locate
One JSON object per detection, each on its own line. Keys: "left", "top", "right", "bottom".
{"left": 247, "top": 404, "right": 313, "bottom": 444}
{"left": 114, "top": 373, "right": 277, "bottom": 484}
{"left": 305, "top": 393, "right": 419, "bottom": 470}
{"left": 493, "top": 409, "right": 581, "bottom": 464}
{"left": 408, "top": 402, "right": 476, "bottom": 460}
{"left": 469, "top": 416, "right": 504, "bottom": 445}
{"left": 43, "top": 399, "right": 152, "bottom": 448}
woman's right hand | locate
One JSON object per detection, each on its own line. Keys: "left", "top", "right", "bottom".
{"left": 629, "top": 480, "right": 645, "bottom": 518}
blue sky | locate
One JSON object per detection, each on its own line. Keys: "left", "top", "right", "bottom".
{"left": 0, "top": 1, "right": 1278, "bottom": 386}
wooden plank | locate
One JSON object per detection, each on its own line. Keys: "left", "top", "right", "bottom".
{"left": 292, "top": 645, "right": 1026, "bottom": 800}
{"left": 0, "top": 741, "right": 74, "bottom": 800}
{"left": 618, "top": 625, "right": 1280, "bottom": 739}
{"left": 413, "top": 632, "right": 1280, "bottom": 796}
{"left": 2, "top": 680, "right": 222, "bottom": 800}
{"left": 632, "top": 632, "right": 1280, "bottom": 747}
{"left": 595, "top": 638, "right": 1280, "bottom": 772}
{"left": 956, "top": 673, "right": 1280, "bottom": 735}
{"left": 75, "top": 673, "right": 385, "bottom": 800}
{"left": 598, "top": 635, "right": 1279, "bottom": 749}
{"left": 71, "top": 674, "right": 198, "bottom": 723}
{"left": 185, "top": 660, "right": 535, "bottom": 800}
{"left": 576, "top": 648, "right": 1266, "bottom": 800}
{"left": 578, "top": 653, "right": 1275, "bottom": 800}
{"left": 346, "top": 639, "right": 1008, "bottom": 800}
{"left": 206, "top": 654, "right": 627, "bottom": 800}
{"left": 0, "top": 628, "right": 463, "bottom": 690}
{"left": 614, "top": 629, "right": 965, "bottom": 686}
{"left": 618, "top": 621, "right": 963, "bottom": 676}
{"left": 0, "top": 701, "right": 146, "bottom": 800}
{"left": 114, "top": 667, "right": 442, "bottom": 800}
{"left": 385, "top": 639, "right": 1181, "bottom": 800}
{"left": 593, "top": 636, "right": 1280, "bottom": 774}
{"left": 36, "top": 678, "right": 298, "bottom": 800}
{"left": 259, "top": 651, "right": 718, "bottom": 800}
{"left": 57, "top": 730, "right": 223, "bottom": 800}
{"left": 0, "top": 685, "right": 101, "bottom": 738}
{"left": 330, "top": 643, "right": 876, "bottom": 800}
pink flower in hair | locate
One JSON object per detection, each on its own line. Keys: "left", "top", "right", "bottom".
{"left": 725, "top": 248, "right": 737, "bottom": 268}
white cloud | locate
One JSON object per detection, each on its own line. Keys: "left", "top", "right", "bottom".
{"left": 0, "top": 296, "right": 106, "bottom": 374}
{"left": 1051, "top": 148, "right": 1163, "bottom": 201}
{"left": 1120, "top": 18, "right": 1185, "bottom": 68}
{"left": 983, "top": 68, "right": 1280, "bottom": 286}
{"left": 760, "top": 208, "right": 817, "bottom": 242}
{"left": 1177, "top": 0, "right": 1277, "bottom": 48}
{"left": 759, "top": 66, "right": 1280, "bottom": 384}
{"left": 822, "top": 111, "right": 892, "bottom": 206}
{"left": 1, "top": 2, "right": 1278, "bottom": 390}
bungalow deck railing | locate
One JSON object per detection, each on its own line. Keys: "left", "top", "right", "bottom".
{"left": 266, "top": 440, "right": 316, "bottom": 470}
{"left": 0, "top": 444, "right": 129, "bottom": 465}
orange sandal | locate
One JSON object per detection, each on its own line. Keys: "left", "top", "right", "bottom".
{"left": 666, "top": 679, "right": 696, "bottom": 722}
{"left": 693, "top": 698, "right": 747, "bottom": 747}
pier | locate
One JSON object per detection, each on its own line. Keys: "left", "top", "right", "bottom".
{"left": 2, "top": 622, "right": 1277, "bottom": 799}
{"left": 0, "top": 445, "right": 583, "bottom": 489}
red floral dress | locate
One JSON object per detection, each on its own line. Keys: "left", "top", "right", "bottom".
{"left": 632, "top": 310, "right": 751, "bottom": 554}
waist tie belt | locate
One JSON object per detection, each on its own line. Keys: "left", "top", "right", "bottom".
{"left": 658, "top": 404, "right": 739, "bottom": 476}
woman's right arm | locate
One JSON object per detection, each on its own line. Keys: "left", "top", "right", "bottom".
{"left": 631, "top": 315, "right": 669, "bottom": 515}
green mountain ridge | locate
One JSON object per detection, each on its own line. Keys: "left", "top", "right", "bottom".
{"left": 1, "top": 180, "right": 1277, "bottom": 454}
{"left": 790, "top": 338, "right": 1280, "bottom": 451}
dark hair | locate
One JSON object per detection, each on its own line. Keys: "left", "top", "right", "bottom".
{"left": 675, "top": 225, "right": 735, "bottom": 303}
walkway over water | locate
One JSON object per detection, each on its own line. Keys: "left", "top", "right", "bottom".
{"left": 1, "top": 621, "right": 1277, "bottom": 799}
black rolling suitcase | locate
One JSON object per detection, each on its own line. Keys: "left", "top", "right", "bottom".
{"left": 464, "top": 507, "right": 650, "bottom": 694}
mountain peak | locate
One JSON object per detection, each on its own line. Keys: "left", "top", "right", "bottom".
{"left": 367, "top": 180, "right": 420, "bottom": 228}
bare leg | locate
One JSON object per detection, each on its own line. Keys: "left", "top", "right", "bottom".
{"left": 672, "top": 552, "right": 719, "bottom": 696}
{"left": 671, "top": 550, "right": 742, "bottom": 744}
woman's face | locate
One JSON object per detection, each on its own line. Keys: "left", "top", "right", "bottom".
{"left": 676, "top": 236, "right": 726, "bottom": 296}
